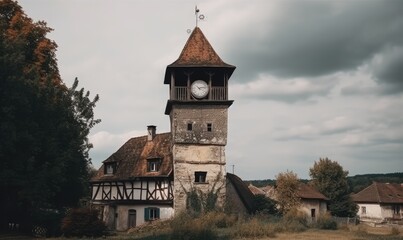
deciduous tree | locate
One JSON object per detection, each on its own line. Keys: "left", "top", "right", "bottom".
{"left": 309, "top": 158, "right": 357, "bottom": 217}
{"left": 0, "top": 0, "right": 100, "bottom": 232}
{"left": 275, "top": 170, "right": 300, "bottom": 214}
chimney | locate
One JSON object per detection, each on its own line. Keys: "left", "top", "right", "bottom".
{"left": 147, "top": 125, "right": 156, "bottom": 141}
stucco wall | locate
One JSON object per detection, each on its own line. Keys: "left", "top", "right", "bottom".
{"left": 357, "top": 203, "right": 383, "bottom": 222}
{"left": 299, "top": 199, "right": 328, "bottom": 220}
{"left": 100, "top": 204, "right": 174, "bottom": 231}
{"left": 173, "top": 144, "right": 227, "bottom": 212}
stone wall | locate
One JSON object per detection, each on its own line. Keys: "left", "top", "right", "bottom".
{"left": 173, "top": 144, "right": 227, "bottom": 212}
{"left": 170, "top": 104, "right": 228, "bottom": 145}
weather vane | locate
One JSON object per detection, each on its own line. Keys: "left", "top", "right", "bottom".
{"left": 195, "top": 5, "right": 205, "bottom": 27}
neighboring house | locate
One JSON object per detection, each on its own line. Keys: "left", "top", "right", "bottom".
{"left": 297, "top": 183, "right": 329, "bottom": 221}
{"left": 352, "top": 182, "right": 403, "bottom": 223}
{"left": 90, "top": 26, "right": 254, "bottom": 231}
{"left": 249, "top": 183, "right": 328, "bottom": 220}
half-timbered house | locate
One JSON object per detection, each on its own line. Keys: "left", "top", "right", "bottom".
{"left": 91, "top": 126, "right": 174, "bottom": 230}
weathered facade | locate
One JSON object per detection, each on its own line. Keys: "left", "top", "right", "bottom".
{"left": 164, "top": 27, "right": 235, "bottom": 212}
{"left": 352, "top": 182, "right": 403, "bottom": 223}
{"left": 90, "top": 27, "right": 253, "bottom": 231}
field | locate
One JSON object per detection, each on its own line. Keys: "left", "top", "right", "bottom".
{"left": 104, "top": 217, "right": 403, "bottom": 240}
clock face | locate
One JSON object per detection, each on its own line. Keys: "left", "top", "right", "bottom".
{"left": 191, "top": 80, "right": 209, "bottom": 99}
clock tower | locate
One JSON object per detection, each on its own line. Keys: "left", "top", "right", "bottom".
{"left": 164, "top": 27, "right": 235, "bottom": 212}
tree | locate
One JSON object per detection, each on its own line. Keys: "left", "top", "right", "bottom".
{"left": 309, "top": 158, "right": 357, "bottom": 217}
{"left": 0, "top": 0, "right": 100, "bottom": 232}
{"left": 275, "top": 170, "right": 300, "bottom": 214}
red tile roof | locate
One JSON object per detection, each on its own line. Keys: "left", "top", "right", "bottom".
{"left": 168, "top": 27, "right": 235, "bottom": 68}
{"left": 91, "top": 133, "right": 172, "bottom": 182}
{"left": 352, "top": 182, "right": 403, "bottom": 204}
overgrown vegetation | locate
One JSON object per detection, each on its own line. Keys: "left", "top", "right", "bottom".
{"left": 61, "top": 208, "right": 107, "bottom": 238}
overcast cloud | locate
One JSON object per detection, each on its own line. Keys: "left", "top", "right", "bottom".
{"left": 19, "top": 0, "right": 403, "bottom": 180}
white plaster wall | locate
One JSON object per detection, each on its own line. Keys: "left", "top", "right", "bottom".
{"left": 357, "top": 203, "right": 382, "bottom": 221}
{"left": 114, "top": 205, "right": 174, "bottom": 231}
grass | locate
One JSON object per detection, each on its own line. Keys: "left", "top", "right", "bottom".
{"left": 47, "top": 212, "right": 403, "bottom": 240}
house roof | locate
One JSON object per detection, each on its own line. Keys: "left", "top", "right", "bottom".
{"left": 227, "top": 173, "right": 256, "bottom": 214}
{"left": 248, "top": 184, "right": 266, "bottom": 195}
{"left": 249, "top": 183, "right": 328, "bottom": 201}
{"left": 352, "top": 182, "right": 403, "bottom": 204}
{"left": 297, "top": 183, "right": 329, "bottom": 200}
{"left": 91, "top": 132, "right": 173, "bottom": 182}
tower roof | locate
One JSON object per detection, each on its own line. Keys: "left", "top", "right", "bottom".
{"left": 164, "top": 27, "right": 235, "bottom": 84}
{"left": 168, "top": 27, "right": 235, "bottom": 68}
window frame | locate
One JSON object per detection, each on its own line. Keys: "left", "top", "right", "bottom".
{"left": 104, "top": 162, "right": 116, "bottom": 175}
{"left": 147, "top": 158, "right": 161, "bottom": 172}
{"left": 194, "top": 171, "right": 207, "bottom": 183}
{"left": 144, "top": 207, "right": 160, "bottom": 221}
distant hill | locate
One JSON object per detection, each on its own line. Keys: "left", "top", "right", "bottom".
{"left": 246, "top": 172, "right": 403, "bottom": 193}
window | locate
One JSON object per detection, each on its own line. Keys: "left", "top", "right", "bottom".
{"left": 187, "top": 123, "right": 193, "bottom": 131}
{"left": 207, "top": 123, "right": 212, "bottom": 132}
{"left": 104, "top": 163, "right": 116, "bottom": 175}
{"left": 393, "top": 205, "right": 400, "bottom": 215}
{"left": 311, "top": 209, "right": 316, "bottom": 218}
{"left": 144, "top": 207, "right": 160, "bottom": 221}
{"left": 147, "top": 159, "right": 161, "bottom": 172}
{"left": 361, "top": 206, "right": 366, "bottom": 215}
{"left": 195, "top": 171, "right": 207, "bottom": 183}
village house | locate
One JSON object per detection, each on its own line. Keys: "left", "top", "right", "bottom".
{"left": 352, "top": 182, "right": 403, "bottom": 224}
{"left": 90, "top": 26, "right": 254, "bottom": 231}
{"left": 249, "top": 183, "right": 328, "bottom": 221}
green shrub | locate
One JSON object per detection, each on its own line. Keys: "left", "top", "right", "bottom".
{"left": 61, "top": 208, "right": 107, "bottom": 237}
{"left": 315, "top": 214, "right": 338, "bottom": 230}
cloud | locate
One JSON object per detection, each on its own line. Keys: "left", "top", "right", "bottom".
{"left": 214, "top": 1, "right": 403, "bottom": 93}
{"left": 371, "top": 46, "right": 403, "bottom": 94}
{"left": 231, "top": 74, "right": 336, "bottom": 103}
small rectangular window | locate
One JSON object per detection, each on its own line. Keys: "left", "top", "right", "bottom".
{"left": 187, "top": 123, "right": 193, "bottom": 131}
{"left": 194, "top": 171, "right": 207, "bottom": 183}
{"left": 207, "top": 123, "right": 212, "bottom": 132}
{"left": 147, "top": 159, "right": 161, "bottom": 172}
{"left": 104, "top": 163, "right": 116, "bottom": 175}
{"left": 361, "top": 206, "right": 366, "bottom": 214}
{"left": 144, "top": 207, "right": 160, "bottom": 221}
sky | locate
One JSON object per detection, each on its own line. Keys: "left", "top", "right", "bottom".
{"left": 18, "top": 0, "right": 403, "bottom": 180}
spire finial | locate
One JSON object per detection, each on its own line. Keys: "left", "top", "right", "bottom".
{"left": 195, "top": 6, "right": 205, "bottom": 27}
{"left": 195, "top": 5, "right": 200, "bottom": 27}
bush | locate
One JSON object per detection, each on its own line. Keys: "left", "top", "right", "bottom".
{"left": 61, "top": 208, "right": 107, "bottom": 237}
{"left": 276, "top": 208, "right": 308, "bottom": 232}
{"left": 169, "top": 212, "right": 218, "bottom": 240}
{"left": 390, "top": 227, "right": 400, "bottom": 236}
{"left": 315, "top": 214, "right": 337, "bottom": 230}
{"left": 232, "top": 217, "right": 276, "bottom": 238}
